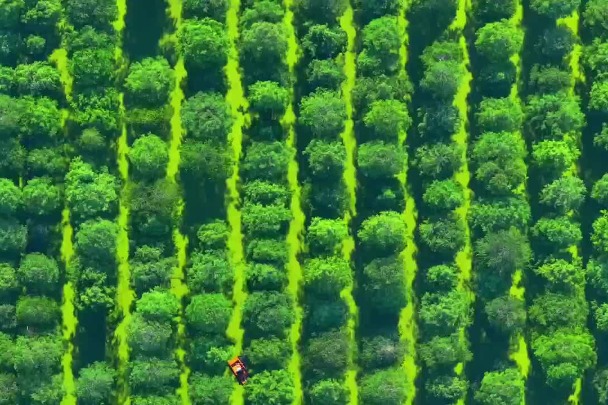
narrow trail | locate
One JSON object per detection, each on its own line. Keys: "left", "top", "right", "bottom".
{"left": 557, "top": 11, "right": 585, "bottom": 405}
{"left": 397, "top": 1, "right": 419, "bottom": 403}
{"left": 282, "top": 1, "right": 305, "bottom": 403}
{"left": 338, "top": 5, "right": 359, "bottom": 404}
{"left": 50, "top": 35, "right": 77, "bottom": 405}
{"left": 166, "top": 0, "right": 192, "bottom": 402}
{"left": 112, "top": 1, "right": 134, "bottom": 403}
{"left": 450, "top": 1, "right": 474, "bottom": 403}
{"left": 224, "top": 1, "right": 249, "bottom": 404}
{"left": 507, "top": 2, "right": 531, "bottom": 397}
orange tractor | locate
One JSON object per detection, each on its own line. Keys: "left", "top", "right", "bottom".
{"left": 228, "top": 356, "right": 249, "bottom": 385}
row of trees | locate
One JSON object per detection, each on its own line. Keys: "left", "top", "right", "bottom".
{"left": 409, "top": 0, "right": 473, "bottom": 402}
{"left": 583, "top": 0, "right": 608, "bottom": 402}
{"left": 524, "top": 1, "right": 595, "bottom": 402}
{"left": 352, "top": 1, "right": 414, "bottom": 404}
{"left": 294, "top": 0, "right": 357, "bottom": 402}
{"left": 468, "top": 0, "right": 528, "bottom": 403}
{"left": 1, "top": 0, "right": 75, "bottom": 403}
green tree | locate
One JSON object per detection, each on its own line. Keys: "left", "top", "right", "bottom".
{"left": 242, "top": 203, "right": 291, "bottom": 238}
{"left": 531, "top": 0, "right": 580, "bottom": 18}
{"left": 13, "top": 62, "right": 62, "bottom": 98}
{"left": 419, "top": 215, "right": 466, "bottom": 255}
{"left": 535, "top": 258, "right": 583, "bottom": 292}
{"left": 475, "top": 20, "right": 523, "bottom": 61}
{"left": 358, "top": 211, "right": 406, "bottom": 255}
{"left": 301, "top": 24, "right": 347, "bottom": 59}
{"left": 243, "top": 292, "right": 293, "bottom": 338}
{"left": 180, "top": 140, "right": 231, "bottom": 183}
{"left": 306, "top": 299, "right": 348, "bottom": 333}
{"left": 0, "top": 178, "right": 21, "bottom": 216}
{"left": 124, "top": 57, "right": 174, "bottom": 107}
{"left": 363, "top": 255, "right": 406, "bottom": 315}
{"left": 584, "top": 0, "right": 608, "bottom": 39}
{"left": 128, "top": 134, "right": 169, "bottom": 180}
{"left": 196, "top": 221, "right": 228, "bottom": 251}
{"left": 532, "top": 140, "right": 578, "bottom": 176}
{"left": 0, "top": 218, "right": 26, "bottom": 257}
{"left": 309, "top": 379, "right": 348, "bottom": 404}
{"left": 0, "top": 0, "right": 24, "bottom": 30}
{"left": 527, "top": 93, "right": 584, "bottom": 139}
{"left": 22, "top": 177, "right": 61, "bottom": 217}
{"left": 419, "top": 334, "right": 471, "bottom": 368}
{"left": 0, "top": 372, "right": 17, "bottom": 404}
{"left": 17, "top": 253, "right": 59, "bottom": 294}
{"left": 16, "top": 296, "right": 60, "bottom": 329}
{"left": 421, "top": 60, "right": 463, "bottom": 100}
{"left": 129, "top": 179, "right": 179, "bottom": 237}
{"left": 65, "top": 0, "right": 117, "bottom": 29}
{"left": 485, "top": 295, "right": 526, "bottom": 334}
{"left": 306, "top": 59, "right": 344, "bottom": 91}
{"left": 296, "top": 0, "right": 347, "bottom": 23}
{"left": 244, "top": 337, "right": 291, "bottom": 371}
{"left": 422, "top": 179, "right": 464, "bottom": 211}
{"left": 181, "top": 92, "right": 232, "bottom": 142}
{"left": 470, "top": 197, "right": 531, "bottom": 233}
{"left": 593, "top": 368, "right": 608, "bottom": 404}
{"left": 529, "top": 293, "right": 588, "bottom": 331}
{"left": 20, "top": 0, "right": 61, "bottom": 29}
{"left": 183, "top": 0, "right": 228, "bottom": 20}
{"left": 187, "top": 252, "right": 232, "bottom": 294}
{"left": 0, "top": 138, "right": 26, "bottom": 178}
{"left": 425, "top": 264, "right": 459, "bottom": 291}
{"left": 129, "top": 359, "right": 180, "bottom": 395}
{"left": 240, "top": 22, "right": 287, "bottom": 78}
{"left": 249, "top": 81, "right": 289, "bottom": 118}
{"left": 246, "top": 263, "right": 287, "bottom": 291}
{"left": 19, "top": 96, "right": 62, "bottom": 141}
{"left": 590, "top": 80, "right": 608, "bottom": 114}
{"left": 136, "top": 289, "right": 179, "bottom": 323}
{"left": 74, "top": 219, "right": 119, "bottom": 265}
{"left": 533, "top": 331, "right": 595, "bottom": 389}
{"left": 131, "top": 395, "right": 180, "bottom": 405}
{"left": 243, "top": 181, "right": 290, "bottom": 206}
{"left": 536, "top": 26, "right": 576, "bottom": 61}
{"left": 299, "top": 90, "right": 346, "bottom": 139}
{"left": 359, "top": 368, "right": 407, "bottom": 405}
{"left": 476, "top": 0, "right": 516, "bottom": 21}
{"left": 128, "top": 315, "right": 172, "bottom": 358}
{"left": 0, "top": 263, "right": 17, "bottom": 300}
{"left": 304, "top": 140, "right": 346, "bottom": 179}
{"left": 241, "top": 141, "right": 290, "bottom": 183}
{"left": 304, "top": 257, "right": 351, "bottom": 298}
{"left": 70, "top": 48, "right": 116, "bottom": 90}
{"left": 70, "top": 89, "right": 121, "bottom": 135}
{"left": 414, "top": 142, "right": 463, "bottom": 179}
{"left": 189, "top": 374, "right": 232, "bottom": 405}
{"left": 65, "top": 159, "right": 118, "bottom": 221}
{"left": 419, "top": 291, "right": 471, "bottom": 335}
{"left": 529, "top": 65, "right": 571, "bottom": 94}
{"left": 30, "top": 373, "right": 63, "bottom": 404}
{"left": 76, "top": 362, "right": 116, "bottom": 405}
{"left": 358, "top": 141, "right": 405, "bottom": 179}
{"left": 426, "top": 376, "right": 468, "bottom": 402}
{"left": 359, "top": 16, "right": 401, "bottom": 74}
{"left": 303, "top": 330, "right": 349, "bottom": 379}
{"left": 246, "top": 239, "right": 288, "bottom": 265}
{"left": 360, "top": 335, "right": 404, "bottom": 370}
{"left": 307, "top": 217, "right": 347, "bottom": 256}
{"left": 26, "top": 147, "right": 67, "bottom": 178}
{"left": 241, "top": 1, "right": 283, "bottom": 28}
{"left": 475, "top": 368, "right": 524, "bottom": 405}
{"left": 13, "top": 335, "right": 62, "bottom": 384}
{"left": 178, "top": 19, "right": 228, "bottom": 71}
{"left": 532, "top": 216, "right": 582, "bottom": 249}
{"left": 245, "top": 369, "right": 294, "bottom": 405}
{"left": 363, "top": 99, "right": 411, "bottom": 142}
{"left": 131, "top": 246, "right": 176, "bottom": 295}
{"left": 185, "top": 294, "right": 231, "bottom": 335}
{"left": 593, "top": 175, "right": 608, "bottom": 207}
{"left": 539, "top": 176, "right": 586, "bottom": 214}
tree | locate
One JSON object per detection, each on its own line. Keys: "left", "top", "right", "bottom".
{"left": 189, "top": 374, "right": 232, "bottom": 405}
{"left": 178, "top": 19, "right": 228, "bottom": 71}
{"left": 196, "top": 220, "right": 228, "bottom": 251}
{"left": 243, "top": 180, "right": 290, "bottom": 206}
{"left": 475, "top": 227, "right": 531, "bottom": 275}
{"left": 360, "top": 335, "right": 404, "bottom": 370}
{"left": 296, "top": 0, "right": 347, "bottom": 23}
{"left": 593, "top": 175, "right": 608, "bottom": 207}
{"left": 475, "top": 20, "right": 523, "bottom": 61}
{"left": 0, "top": 178, "right": 21, "bottom": 216}
{"left": 65, "top": 0, "right": 117, "bottom": 29}
{"left": 129, "top": 359, "right": 180, "bottom": 395}
{"left": 128, "top": 134, "right": 169, "bottom": 180}
{"left": 471, "top": 198, "right": 530, "bottom": 234}
{"left": 419, "top": 334, "right": 471, "bottom": 368}
{"left": 124, "top": 57, "right": 174, "bottom": 107}
{"left": 22, "top": 177, "right": 61, "bottom": 217}
{"left": 533, "top": 331, "right": 595, "bottom": 389}
{"left": 129, "top": 179, "right": 179, "bottom": 237}
{"left": 245, "top": 369, "right": 294, "bottom": 405}
{"left": 590, "top": 80, "right": 608, "bottom": 114}
{"left": 128, "top": 315, "right": 173, "bottom": 359}
{"left": 242, "top": 203, "right": 291, "bottom": 238}
{"left": 13, "top": 62, "right": 62, "bottom": 98}
{"left": 65, "top": 159, "right": 118, "bottom": 221}
{"left": 303, "top": 330, "right": 349, "bottom": 379}
{"left": 526, "top": 94, "right": 584, "bottom": 140}
{"left": 539, "top": 176, "right": 586, "bottom": 214}
{"left": 19, "top": 97, "right": 63, "bottom": 141}
{"left": 304, "top": 140, "right": 346, "bottom": 179}
{"left": 241, "top": 141, "right": 290, "bottom": 183}
{"left": 248, "top": 81, "right": 289, "bottom": 118}
{"left": 0, "top": 0, "right": 24, "bottom": 30}
{"left": 422, "top": 179, "right": 463, "bottom": 211}
{"left": 532, "top": 140, "right": 578, "bottom": 176}
{"left": 74, "top": 219, "right": 119, "bottom": 265}
{"left": 307, "top": 217, "right": 347, "bottom": 256}
{"left": 592, "top": 214, "right": 608, "bottom": 254}
{"left": 476, "top": 0, "right": 516, "bottom": 21}
{"left": 13, "top": 335, "right": 62, "bottom": 384}
{"left": 131, "top": 246, "right": 176, "bottom": 295}
{"left": 246, "top": 263, "right": 287, "bottom": 291}
{"left": 17, "top": 253, "right": 59, "bottom": 294}
{"left": 531, "top": 0, "right": 580, "bottom": 18}
{"left": 359, "top": 16, "right": 401, "bottom": 74}
{"left": 246, "top": 239, "right": 288, "bottom": 265}
{"left": 530, "top": 293, "right": 588, "bottom": 331}
{"left": 304, "top": 257, "right": 351, "bottom": 298}
{"left": 70, "top": 48, "right": 116, "bottom": 90}
{"left": 187, "top": 252, "right": 232, "bottom": 294}
{"left": 426, "top": 375, "right": 468, "bottom": 402}
{"left": 76, "top": 362, "right": 116, "bottom": 405}
{"left": 485, "top": 296, "right": 526, "bottom": 334}
{"left": 299, "top": 90, "right": 346, "bottom": 139}
{"left": 593, "top": 368, "right": 608, "bottom": 404}
{"left": 363, "top": 99, "right": 411, "bottom": 142}
{"left": 244, "top": 338, "right": 291, "bottom": 371}
{"left": 136, "top": 290, "right": 179, "bottom": 323}
{"left": 419, "top": 291, "right": 471, "bottom": 335}
{"left": 536, "top": 26, "right": 577, "bottom": 61}
{"left": 535, "top": 258, "right": 583, "bottom": 292}
{"left": 301, "top": 24, "right": 347, "bottom": 60}
{"left": 424, "top": 265, "right": 459, "bottom": 291}
{"left": 240, "top": 1, "right": 284, "bottom": 28}
{"left": 352, "top": 74, "right": 411, "bottom": 113}
{"left": 0, "top": 218, "right": 26, "bottom": 257}
{"left": 419, "top": 215, "right": 466, "bottom": 255}
{"left": 241, "top": 22, "right": 287, "bottom": 79}
{"left": 306, "top": 59, "right": 344, "bottom": 91}
{"left": 131, "top": 395, "right": 180, "bottom": 405}
{"left": 475, "top": 368, "right": 524, "bottom": 405}
{"left": 414, "top": 142, "right": 463, "bottom": 179}
{"left": 180, "top": 140, "right": 231, "bottom": 183}
{"left": 358, "top": 211, "right": 406, "bottom": 255}
{"left": 529, "top": 65, "right": 571, "bottom": 94}
{"left": 188, "top": 336, "right": 232, "bottom": 374}
{"left": 20, "top": 0, "right": 61, "bottom": 29}
{"left": 0, "top": 138, "right": 26, "bottom": 178}
{"left": 0, "top": 372, "right": 17, "bottom": 404}
{"left": 183, "top": 0, "right": 228, "bottom": 21}
{"left": 185, "top": 294, "right": 231, "bottom": 335}
{"left": 70, "top": 89, "right": 121, "bottom": 135}
{"left": 532, "top": 216, "right": 582, "bottom": 250}
{"left": 30, "top": 373, "right": 63, "bottom": 404}
{"left": 421, "top": 61, "right": 463, "bottom": 100}
{"left": 181, "top": 92, "right": 232, "bottom": 142}
{"left": 362, "top": 255, "right": 406, "bottom": 314}
{"left": 584, "top": 0, "right": 608, "bottom": 39}
{"left": 26, "top": 147, "right": 67, "bottom": 178}
{"left": 359, "top": 368, "right": 407, "bottom": 405}
{"left": 243, "top": 292, "right": 293, "bottom": 337}
{"left": 0, "top": 263, "right": 17, "bottom": 300}
{"left": 16, "top": 296, "right": 60, "bottom": 329}
{"left": 309, "top": 379, "right": 348, "bottom": 404}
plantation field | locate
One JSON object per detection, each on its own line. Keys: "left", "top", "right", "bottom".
{"left": 2, "top": 0, "right": 608, "bottom": 404}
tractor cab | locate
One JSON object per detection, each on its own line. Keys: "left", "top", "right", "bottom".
{"left": 228, "top": 356, "right": 249, "bottom": 385}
